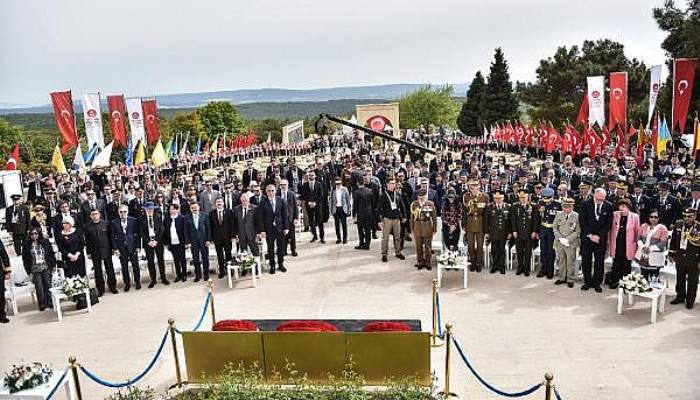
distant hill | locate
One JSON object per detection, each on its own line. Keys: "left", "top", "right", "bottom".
{"left": 0, "top": 83, "right": 468, "bottom": 115}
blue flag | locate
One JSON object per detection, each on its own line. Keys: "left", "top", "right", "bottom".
{"left": 83, "top": 144, "right": 100, "bottom": 164}
{"left": 194, "top": 136, "right": 202, "bottom": 156}
{"left": 125, "top": 137, "right": 134, "bottom": 166}
{"left": 171, "top": 135, "right": 178, "bottom": 157}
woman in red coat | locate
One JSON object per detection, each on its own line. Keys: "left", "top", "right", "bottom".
{"left": 607, "top": 198, "right": 641, "bottom": 289}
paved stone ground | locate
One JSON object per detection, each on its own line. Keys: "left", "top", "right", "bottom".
{"left": 2, "top": 222, "right": 698, "bottom": 400}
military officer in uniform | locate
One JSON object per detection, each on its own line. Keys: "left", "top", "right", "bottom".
{"left": 553, "top": 198, "right": 580, "bottom": 288}
{"left": 574, "top": 181, "right": 592, "bottom": 213}
{"left": 484, "top": 191, "right": 510, "bottom": 274}
{"left": 537, "top": 187, "right": 560, "bottom": 279}
{"left": 410, "top": 189, "right": 437, "bottom": 270}
{"left": 631, "top": 181, "right": 651, "bottom": 223}
{"left": 511, "top": 191, "right": 539, "bottom": 276}
{"left": 462, "top": 179, "right": 488, "bottom": 272}
{"left": 668, "top": 207, "right": 700, "bottom": 309}
{"left": 5, "top": 194, "right": 30, "bottom": 255}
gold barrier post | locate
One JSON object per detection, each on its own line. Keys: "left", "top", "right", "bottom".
{"left": 168, "top": 318, "right": 183, "bottom": 388}
{"left": 440, "top": 323, "right": 457, "bottom": 398}
{"left": 207, "top": 279, "right": 216, "bottom": 326}
{"left": 544, "top": 372, "right": 554, "bottom": 400}
{"left": 431, "top": 279, "right": 443, "bottom": 347}
{"left": 69, "top": 356, "right": 83, "bottom": 400}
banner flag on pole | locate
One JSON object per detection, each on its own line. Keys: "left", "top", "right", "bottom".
{"left": 5, "top": 144, "right": 19, "bottom": 170}
{"left": 107, "top": 95, "right": 128, "bottom": 148}
{"left": 657, "top": 116, "right": 671, "bottom": 156}
{"left": 180, "top": 133, "right": 189, "bottom": 156}
{"left": 194, "top": 135, "right": 202, "bottom": 155}
{"left": 672, "top": 58, "right": 698, "bottom": 133}
{"left": 92, "top": 141, "right": 114, "bottom": 168}
{"left": 609, "top": 72, "right": 628, "bottom": 130}
{"left": 126, "top": 98, "right": 146, "bottom": 145}
{"left": 575, "top": 93, "right": 589, "bottom": 126}
{"left": 51, "top": 144, "right": 67, "bottom": 174}
{"left": 125, "top": 136, "right": 134, "bottom": 166}
{"left": 171, "top": 134, "right": 178, "bottom": 156}
{"left": 50, "top": 91, "right": 79, "bottom": 154}
{"left": 134, "top": 140, "right": 146, "bottom": 165}
{"left": 151, "top": 140, "right": 169, "bottom": 167}
{"left": 647, "top": 65, "right": 662, "bottom": 128}
{"left": 693, "top": 115, "right": 700, "bottom": 156}
{"left": 81, "top": 93, "right": 105, "bottom": 149}
{"left": 141, "top": 99, "right": 161, "bottom": 145}
{"left": 72, "top": 144, "right": 85, "bottom": 170}
{"left": 587, "top": 76, "right": 605, "bottom": 128}
{"left": 83, "top": 144, "right": 99, "bottom": 164}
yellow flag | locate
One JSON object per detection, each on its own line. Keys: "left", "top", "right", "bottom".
{"left": 134, "top": 141, "right": 146, "bottom": 165}
{"left": 151, "top": 139, "right": 168, "bottom": 167}
{"left": 210, "top": 134, "right": 219, "bottom": 154}
{"left": 51, "top": 144, "right": 67, "bottom": 174}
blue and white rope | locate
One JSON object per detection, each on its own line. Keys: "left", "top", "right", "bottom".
{"left": 175, "top": 291, "right": 211, "bottom": 334}
{"left": 435, "top": 291, "right": 444, "bottom": 339}
{"left": 46, "top": 368, "right": 69, "bottom": 400}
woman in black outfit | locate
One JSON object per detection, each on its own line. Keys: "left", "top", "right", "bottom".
{"left": 55, "top": 216, "right": 86, "bottom": 277}
{"left": 22, "top": 228, "right": 57, "bottom": 310}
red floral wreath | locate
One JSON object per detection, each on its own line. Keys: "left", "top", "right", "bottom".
{"left": 363, "top": 321, "right": 412, "bottom": 332}
{"left": 276, "top": 320, "right": 339, "bottom": 332}
{"left": 212, "top": 320, "right": 258, "bottom": 332}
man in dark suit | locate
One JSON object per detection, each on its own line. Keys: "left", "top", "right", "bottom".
{"left": 185, "top": 202, "right": 211, "bottom": 282}
{"left": 111, "top": 204, "right": 141, "bottom": 291}
{"left": 128, "top": 187, "right": 147, "bottom": 219}
{"left": 579, "top": 188, "right": 613, "bottom": 292}
{"left": 652, "top": 182, "right": 682, "bottom": 229}
{"left": 140, "top": 202, "right": 168, "bottom": 287}
{"left": 221, "top": 183, "right": 240, "bottom": 211}
{"left": 209, "top": 197, "right": 234, "bottom": 279}
{"left": 79, "top": 189, "right": 105, "bottom": 225}
{"left": 352, "top": 180, "right": 374, "bottom": 250}
{"left": 260, "top": 184, "right": 288, "bottom": 274}
{"left": 164, "top": 204, "right": 189, "bottom": 282}
{"left": 104, "top": 188, "right": 124, "bottom": 222}
{"left": 83, "top": 209, "right": 118, "bottom": 295}
{"left": 5, "top": 194, "right": 30, "bottom": 255}
{"left": 278, "top": 179, "right": 298, "bottom": 256}
{"left": 242, "top": 160, "right": 258, "bottom": 189}
{"left": 27, "top": 173, "right": 43, "bottom": 205}
{"left": 233, "top": 194, "right": 261, "bottom": 258}
{"left": 301, "top": 170, "right": 325, "bottom": 243}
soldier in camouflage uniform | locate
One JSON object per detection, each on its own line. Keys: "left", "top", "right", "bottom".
{"left": 462, "top": 179, "right": 489, "bottom": 272}
{"left": 410, "top": 189, "right": 437, "bottom": 270}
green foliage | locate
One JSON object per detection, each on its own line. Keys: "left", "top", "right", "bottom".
{"left": 170, "top": 111, "right": 204, "bottom": 138}
{"left": 519, "top": 39, "right": 648, "bottom": 125}
{"left": 399, "top": 85, "right": 460, "bottom": 130}
{"left": 104, "top": 386, "right": 158, "bottom": 400}
{"left": 198, "top": 101, "right": 247, "bottom": 140}
{"left": 189, "top": 361, "right": 435, "bottom": 400}
{"left": 483, "top": 48, "right": 520, "bottom": 126}
{"left": 653, "top": 0, "right": 700, "bottom": 132}
{"left": 457, "top": 71, "right": 487, "bottom": 135}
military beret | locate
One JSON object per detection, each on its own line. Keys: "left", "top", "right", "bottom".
{"left": 517, "top": 191, "right": 529, "bottom": 199}
{"left": 541, "top": 188, "right": 554, "bottom": 197}
{"left": 579, "top": 181, "right": 591, "bottom": 189}
{"left": 492, "top": 190, "right": 504, "bottom": 199}
{"left": 683, "top": 207, "right": 696, "bottom": 216}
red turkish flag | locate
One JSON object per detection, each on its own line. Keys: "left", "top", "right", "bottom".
{"left": 672, "top": 58, "right": 698, "bottom": 133}
{"left": 141, "top": 99, "right": 161, "bottom": 145}
{"left": 50, "top": 91, "right": 79, "bottom": 154}
{"left": 609, "top": 72, "right": 628, "bottom": 130}
{"left": 5, "top": 144, "right": 19, "bottom": 170}
{"left": 107, "top": 95, "right": 128, "bottom": 148}
{"left": 575, "top": 94, "right": 589, "bottom": 126}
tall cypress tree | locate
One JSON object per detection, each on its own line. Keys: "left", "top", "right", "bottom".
{"left": 457, "top": 71, "right": 487, "bottom": 135}
{"left": 483, "top": 48, "right": 519, "bottom": 126}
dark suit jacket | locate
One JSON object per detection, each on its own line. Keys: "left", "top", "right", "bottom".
{"left": 83, "top": 220, "right": 112, "bottom": 259}
{"left": 128, "top": 197, "right": 147, "bottom": 219}
{"left": 163, "top": 215, "right": 189, "bottom": 247}
{"left": 208, "top": 208, "right": 235, "bottom": 243}
{"left": 5, "top": 204, "right": 30, "bottom": 235}
{"left": 79, "top": 199, "right": 105, "bottom": 224}
{"left": 260, "top": 196, "right": 288, "bottom": 233}
{"left": 139, "top": 212, "right": 165, "bottom": 246}
{"left": 249, "top": 193, "right": 264, "bottom": 206}
{"left": 579, "top": 199, "right": 613, "bottom": 240}
{"left": 301, "top": 181, "right": 324, "bottom": 204}
{"left": 242, "top": 168, "right": 259, "bottom": 188}
{"left": 277, "top": 189, "right": 298, "bottom": 225}
{"left": 27, "top": 181, "right": 43, "bottom": 203}
{"left": 653, "top": 194, "right": 682, "bottom": 228}
{"left": 185, "top": 212, "right": 211, "bottom": 246}
{"left": 110, "top": 217, "right": 140, "bottom": 253}
{"left": 232, "top": 204, "right": 262, "bottom": 242}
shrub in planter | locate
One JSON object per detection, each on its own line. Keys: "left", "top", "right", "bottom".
{"left": 104, "top": 386, "right": 157, "bottom": 400}
{"left": 212, "top": 320, "right": 258, "bottom": 332}
{"left": 276, "top": 320, "right": 339, "bottom": 332}
{"left": 363, "top": 321, "right": 412, "bottom": 332}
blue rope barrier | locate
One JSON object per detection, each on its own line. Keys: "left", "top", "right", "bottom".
{"left": 554, "top": 387, "right": 563, "bottom": 400}
{"left": 79, "top": 329, "right": 169, "bottom": 388}
{"left": 452, "top": 336, "right": 543, "bottom": 398}
{"left": 175, "top": 291, "right": 211, "bottom": 334}
{"left": 46, "top": 368, "right": 69, "bottom": 400}
{"left": 436, "top": 291, "right": 444, "bottom": 339}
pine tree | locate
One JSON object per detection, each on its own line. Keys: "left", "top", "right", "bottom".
{"left": 483, "top": 48, "right": 520, "bottom": 126}
{"left": 457, "top": 71, "right": 487, "bottom": 135}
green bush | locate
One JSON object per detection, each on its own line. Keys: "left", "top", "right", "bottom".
{"left": 104, "top": 386, "right": 158, "bottom": 400}
{"left": 189, "top": 361, "right": 435, "bottom": 400}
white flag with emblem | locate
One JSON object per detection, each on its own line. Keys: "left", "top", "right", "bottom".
{"left": 647, "top": 65, "right": 662, "bottom": 128}
{"left": 81, "top": 93, "right": 105, "bottom": 149}
{"left": 126, "top": 98, "right": 146, "bottom": 145}
{"left": 587, "top": 76, "right": 605, "bottom": 128}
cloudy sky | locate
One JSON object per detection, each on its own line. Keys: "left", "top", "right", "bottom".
{"left": 0, "top": 0, "right": 669, "bottom": 105}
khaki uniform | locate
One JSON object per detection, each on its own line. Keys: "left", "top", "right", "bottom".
{"left": 462, "top": 192, "right": 488, "bottom": 271}
{"left": 552, "top": 210, "right": 581, "bottom": 282}
{"left": 410, "top": 200, "right": 437, "bottom": 268}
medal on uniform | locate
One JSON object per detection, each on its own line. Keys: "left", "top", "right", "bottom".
{"left": 681, "top": 227, "right": 688, "bottom": 250}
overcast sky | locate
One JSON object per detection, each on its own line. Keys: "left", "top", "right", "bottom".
{"left": 0, "top": 0, "right": 669, "bottom": 105}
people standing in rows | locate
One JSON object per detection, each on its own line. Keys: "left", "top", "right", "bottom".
{"left": 22, "top": 228, "right": 56, "bottom": 311}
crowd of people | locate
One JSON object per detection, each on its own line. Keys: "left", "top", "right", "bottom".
{"left": 1, "top": 129, "right": 699, "bottom": 325}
